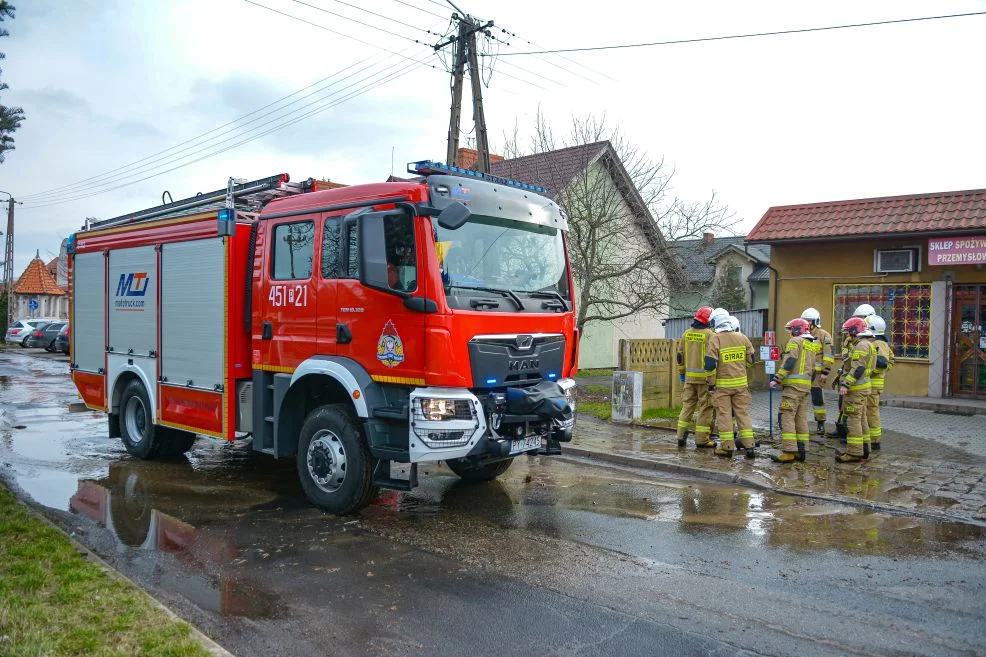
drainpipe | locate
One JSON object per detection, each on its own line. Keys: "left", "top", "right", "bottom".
{"left": 743, "top": 244, "right": 756, "bottom": 311}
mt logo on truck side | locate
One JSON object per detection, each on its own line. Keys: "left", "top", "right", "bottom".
{"left": 114, "top": 272, "right": 149, "bottom": 310}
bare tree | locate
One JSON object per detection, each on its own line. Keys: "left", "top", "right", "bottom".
{"left": 500, "top": 112, "right": 736, "bottom": 336}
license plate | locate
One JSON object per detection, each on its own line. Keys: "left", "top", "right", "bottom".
{"left": 509, "top": 435, "right": 542, "bottom": 454}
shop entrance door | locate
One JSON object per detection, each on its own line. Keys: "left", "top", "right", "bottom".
{"left": 951, "top": 284, "right": 986, "bottom": 398}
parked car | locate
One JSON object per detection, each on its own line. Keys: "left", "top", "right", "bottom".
{"left": 55, "top": 323, "right": 70, "bottom": 355}
{"left": 5, "top": 318, "right": 58, "bottom": 345}
{"left": 40, "top": 322, "right": 67, "bottom": 351}
{"left": 22, "top": 322, "right": 53, "bottom": 348}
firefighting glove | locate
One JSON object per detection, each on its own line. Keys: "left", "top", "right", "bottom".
{"left": 679, "top": 374, "right": 686, "bottom": 383}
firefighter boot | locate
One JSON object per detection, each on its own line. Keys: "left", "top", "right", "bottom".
{"left": 816, "top": 420, "right": 826, "bottom": 436}
{"left": 797, "top": 442, "right": 807, "bottom": 462}
{"left": 872, "top": 442, "right": 881, "bottom": 452}
{"left": 695, "top": 441, "right": 717, "bottom": 449}
{"left": 862, "top": 442, "right": 870, "bottom": 460}
{"left": 835, "top": 451, "right": 863, "bottom": 464}
{"left": 677, "top": 431, "right": 689, "bottom": 448}
{"left": 745, "top": 447, "right": 756, "bottom": 459}
{"left": 771, "top": 451, "right": 799, "bottom": 463}
{"left": 714, "top": 447, "right": 734, "bottom": 459}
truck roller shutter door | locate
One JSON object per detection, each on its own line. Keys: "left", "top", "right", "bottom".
{"left": 108, "top": 246, "right": 157, "bottom": 357}
{"left": 73, "top": 252, "right": 106, "bottom": 373}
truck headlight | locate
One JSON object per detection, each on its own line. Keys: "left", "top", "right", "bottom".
{"left": 558, "top": 378, "right": 576, "bottom": 413}
{"left": 414, "top": 397, "right": 473, "bottom": 422}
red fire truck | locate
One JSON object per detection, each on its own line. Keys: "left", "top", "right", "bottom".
{"left": 68, "top": 163, "right": 578, "bottom": 513}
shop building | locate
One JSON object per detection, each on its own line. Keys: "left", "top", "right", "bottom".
{"left": 747, "top": 188, "right": 986, "bottom": 398}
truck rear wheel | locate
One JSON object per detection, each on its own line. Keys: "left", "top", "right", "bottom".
{"left": 445, "top": 457, "right": 514, "bottom": 481}
{"left": 119, "top": 379, "right": 196, "bottom": 460}
{"left": 296, "top": 404, "right": 378, "bottom": 515}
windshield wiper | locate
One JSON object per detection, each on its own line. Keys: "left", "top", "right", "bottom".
{"left": 447, "top": 284, "right": 525, "bottom": 310}
{"left": 522, "top": 289, "right": 569, "bottom": 307}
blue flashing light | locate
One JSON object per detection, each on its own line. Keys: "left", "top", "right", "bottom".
{"left": 486, "top": 378, "right": 498, "bottom": 385}
{"left": 218, "top": 208, "right": 233, "bottom": 221}
{"left": 408, "top": 160, "right": 547, "bottom": 194}
{"left": 547, "top": 372, "right": 558, "bottom": 379}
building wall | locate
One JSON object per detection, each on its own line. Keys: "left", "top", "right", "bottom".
{"left": 14, "top": 294, "right": 68, "bottom": 320}
{"left": 766, "top": 237, "right": 986, "bottom": 398}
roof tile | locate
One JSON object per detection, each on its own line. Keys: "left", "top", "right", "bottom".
{"left": 15, "top": 256, "right": 66, "bottom": 296}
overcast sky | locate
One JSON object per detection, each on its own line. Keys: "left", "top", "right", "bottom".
{"left": 1, "top": 0, "right": 984, "bottom": 274}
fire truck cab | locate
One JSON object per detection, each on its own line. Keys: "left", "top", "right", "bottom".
{"left": 69, "top": 163, "right": 578, "bottom": 513}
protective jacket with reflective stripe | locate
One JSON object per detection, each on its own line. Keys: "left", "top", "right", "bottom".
{"left": 870, "top": 337, "right": 895, "bottom": 389}
{"left": 677, "top": 327, "right": 712, "bottom": 382}
{"left": 774, "top": 335, "right": 816, "bottom": 391}
{"left": 842, "top": 337, "right": 876, "bottom": 391}
{"left": 705, "top": 331, "right": 756, "bottom": 388}
{"left": 810, "top": 326, "right": 834, "bottom": 373}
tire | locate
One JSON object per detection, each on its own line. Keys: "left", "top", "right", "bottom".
{"left": 445, "top": 457, "right": 514, "bottom": 481}
{"left": 296, "top": 404, "right": 377, "bottom": 515}
{"left": 118, "top": 379, "right": 195, "bottom": 460}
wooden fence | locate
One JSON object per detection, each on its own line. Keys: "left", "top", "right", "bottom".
{"left": 618, "top": 337, "right": 770, "bottom": 412}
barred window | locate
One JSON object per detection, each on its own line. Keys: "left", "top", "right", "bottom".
{"left": 833, "top": 284, "right": 931, "bottom": 359}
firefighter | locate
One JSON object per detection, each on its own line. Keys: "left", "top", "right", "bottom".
{"left": 865, "top": 315, "right": 894, "bottom": 451}
{"left": 830, "top": 303, "right": 877, "bottom": 439}
{"left": 676, "top": 306, "right": 716, "bottom": 448}
{"left": 800, "top": 307, "right": 833, "bottom": 435}
{"left": 704, "top": 313, "right": 756, "bottom": 459}
{"left": 835, "top": 317, "right": 876, "bottom": 463}
{"left": 769, "top": 318, "right": 816, "bottom": 463}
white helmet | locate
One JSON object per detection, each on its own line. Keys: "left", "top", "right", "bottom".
{"left": 714, "top": 314, "right": 733, "bottom": 333}
{"left": 801, "top": 307, "right": 821, "bottom": 326}
{"left": 709, "top": 307, "right": 729, "bottom": 327}
{"left": 853, "top": 303, "right": 876, "bottom": 318}
{"left": 866, "top": 315, "right": 886, "bottom": 335}
{"left": 857, "top": 328, "right": 874, "bottom": 337}
{"left": 728, "top": 315, "right": 740, "bottom": 332}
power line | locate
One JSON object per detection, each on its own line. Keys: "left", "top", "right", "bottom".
{"left": 25, "top": 58, "right": 432, "bottom": 208}
{"left": 495, "top": 10, "right": 986, "bottom": 56}
{"left": 296, "top": 0, "right": 441, "bottom": 37}
{"left": 25, "top": 50, "right": 419, "bottom": 204}
{"left": 284, "top": 0, "right": 424, "bottom": 43}
{"left": 386, "top": 0, "right": 446, "bottom": 21}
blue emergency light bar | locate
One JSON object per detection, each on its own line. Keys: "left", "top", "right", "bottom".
{"left": 408, "top": 160, "right": 547, "bottom": 194}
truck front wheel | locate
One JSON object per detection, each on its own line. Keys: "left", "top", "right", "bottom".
{"left": 296, "top": 404, "right": 378, "bottom": 514}
{"left": 446, "top": 457, "right": 514, "bottom": 481}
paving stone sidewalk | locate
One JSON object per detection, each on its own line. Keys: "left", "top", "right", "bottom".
{"left": 567, "top": 414, "right": 986, "bottom": 526}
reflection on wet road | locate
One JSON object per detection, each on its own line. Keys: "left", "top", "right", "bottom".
{"left": 2, "top": 351, "right": 985, "bottom": 657}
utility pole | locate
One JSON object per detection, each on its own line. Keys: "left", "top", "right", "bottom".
{"left": 0, "top": 192, "right": 17, "bottom": 331}
{"left": 435, "top": 11, "right": 494, "bottom": 172}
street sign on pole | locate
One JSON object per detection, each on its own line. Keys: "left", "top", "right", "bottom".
{"left": 28, "top": 298, "right": 38, "bottom": 311}
{"left": 769, "top": 346, "right": 780, "bottom": 361}
{"left": 765, "top": 360, "right": 776, "bottom": 374}
{"left": 764, "top": 330, "right": 776, "bottom": 346}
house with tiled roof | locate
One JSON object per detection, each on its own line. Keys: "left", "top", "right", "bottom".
{"left": 452, "top": 144, "right": 670, "bottom": 368}
{"left": 747, "top": 187, "right": 986, "bottom": 399}
{"left": 13, "top": 251, "right": 67, "bottom": 320}
{"left": 667, "top": 233, "right": 771, "bottom": 316}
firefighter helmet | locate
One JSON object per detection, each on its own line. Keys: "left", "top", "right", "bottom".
{"left": 853, "top": 303, "right": 876, "bottom": 318}
{"left": 714, "top": 314, "right": 733, "bottom": 333}
{"left": 800, "top": 307, "right": 821, "bottom": 326}
{"left": 842, "top": 316, "right": 869, "bottom": 337}
{"left": 866, "top": 315, "right": 886, "bottom": 335}
{"left": 709, "top": 307, "right": 729, "bottom": 327}
{"left": 694, "top": 306, "right": 713, "bottom": 325}
{"left": 785, "top": 318, "right": 811, "bottom": 337}
{"left": 728, "top": 316, "right": 740, "bottom": 332}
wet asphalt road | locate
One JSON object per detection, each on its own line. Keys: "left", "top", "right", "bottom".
{"left": 1, "top": 350, "right": 985, "bottom": 657}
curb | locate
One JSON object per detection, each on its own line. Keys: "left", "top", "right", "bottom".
{"left": 559, "top": 446, "right": 986, "bottom": 529}
{"left": 17, "top": 500, "right": 236, "bottom": 657}
{"left": 883, "top": 398, "right": 986, "bottom": 416}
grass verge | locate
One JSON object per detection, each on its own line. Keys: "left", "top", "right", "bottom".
{"left": 574, "top": 368, "right": 613, "bottom": 378}
{"left": 0, "top": 485, "right": 211, "bottom": 657}
{"left": 578, "top": 401, "right": 612, "bottom": 421}
{"left": 641, "top": 406, "right": 682, "bottom": 421}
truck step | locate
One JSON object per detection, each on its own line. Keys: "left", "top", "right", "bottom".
{"left": 255, "top": 447, "right": 275, "bottom": 456}
{"left": 373, "top": 460, "right": 417, "bottom": 492}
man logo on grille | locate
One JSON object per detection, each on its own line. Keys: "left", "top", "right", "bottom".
{"left": 515, "top": 334, "right": 534, "bottom": 351}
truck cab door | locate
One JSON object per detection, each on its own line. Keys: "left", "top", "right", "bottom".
{"left": 335, "top": 209, "right": 426, "bottom": 386}
{"left": 258, "top": 216, "right": 318, "bottom": 370}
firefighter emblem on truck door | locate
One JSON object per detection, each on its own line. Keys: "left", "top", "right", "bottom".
{"left": 377, "top": 320, "right": 405, "bottom": 368}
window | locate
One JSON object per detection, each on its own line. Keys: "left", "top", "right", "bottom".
{"left": 833, "top": 284, "right": 931, "bottom": 359}
{"left": 272, "top": 221, "right": 314, "bottom": 280}
{"left": 321, "top": 218, "right": 341, "bottom": 278}
{"left": 384, "top": 214, "right": 417, "bottom": 292}
{"left": 729, "top": 265, "right": 743, "bottom": 280}
{"left": 874, "top": 248, "right": 919, "bottom": 273}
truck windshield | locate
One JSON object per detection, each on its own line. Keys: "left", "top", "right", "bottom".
{"left": 435, "top": 216, "right": 569, "bottom": 302}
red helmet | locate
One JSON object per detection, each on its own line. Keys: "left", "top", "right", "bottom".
{"left": 785, "top": 318, "right": 810, "bottom": 337}
{"left": 694, "top": 306, "right": 713, "bottom": 325}
{"left": 842, "top": 316, "right": 868, "bottom": 337}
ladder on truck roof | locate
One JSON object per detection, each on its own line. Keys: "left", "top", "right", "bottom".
{"left": 87, "top": 173, "right": 313, "bottom": 231}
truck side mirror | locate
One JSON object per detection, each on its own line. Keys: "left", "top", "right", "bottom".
{"left": 357, "top": 209, "right": 409, "bottom": 297}
{"left": 436, "top": 202, "right": 470, "bottom": 230}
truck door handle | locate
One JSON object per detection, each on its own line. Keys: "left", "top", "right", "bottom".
{"left": 262, "top": 322, "right": 273, "bottom": 340}
{"left": 336, "top": 323, "right": 353, "bottom": 345}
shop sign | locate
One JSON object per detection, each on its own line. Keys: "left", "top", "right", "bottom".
{"left": 928, "top": 235, "right": 986, "bottom": 265}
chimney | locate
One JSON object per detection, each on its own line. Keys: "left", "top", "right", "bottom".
{"left": 702, "top": 232, "right": 715, "bottom": 245}
{"left": 456, "top": 147, "right": 505, "bottom": 170}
